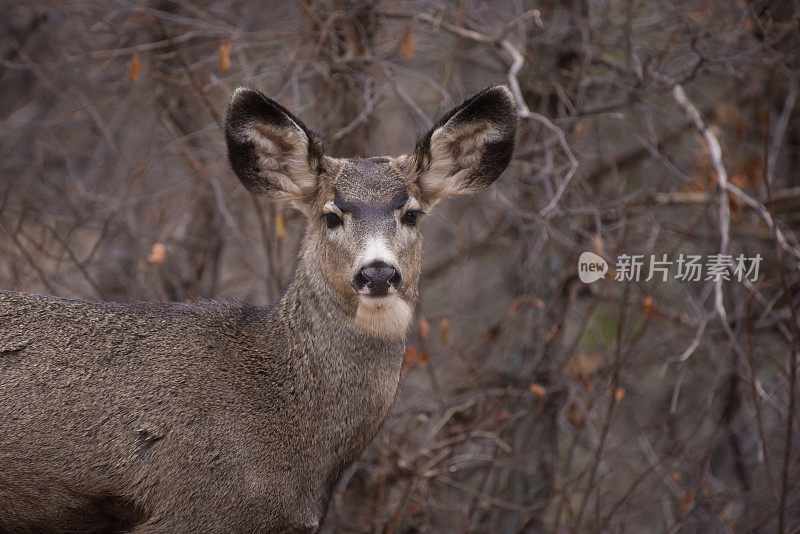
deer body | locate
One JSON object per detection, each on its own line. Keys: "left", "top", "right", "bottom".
{"left": 0, "top": 85, "right": 516, "bottom": 532}
{"left": 0, "top": 258, "right": 401, "bottom": 532}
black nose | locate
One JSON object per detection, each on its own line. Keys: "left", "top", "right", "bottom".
{"left": 354, "top": 261, "right": 402, "bottom": 296}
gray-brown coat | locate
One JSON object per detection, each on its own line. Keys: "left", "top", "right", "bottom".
{"left": 0, "top": 85, "right": 517, "bottom": 533}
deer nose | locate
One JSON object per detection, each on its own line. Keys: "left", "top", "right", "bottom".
{"left": 354, "top": 261, "right": 402, "bottom": 296}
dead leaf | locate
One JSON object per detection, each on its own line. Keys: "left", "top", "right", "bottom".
{"left": 438, "top": 318, "right": 449, "bottom": 345}
{"left": 494, "top": 408, "right": 510, "bottom": 422}
{"left": 714, "top": 101, "right": 744, "bottom": 138}
{"left": 643, "top": 295, "right": 663, "bottom": 318}
{"left": 528, "top": 383, "right": 547, "bottom": 397}
{"left": 275, "top": 212, "right": 286, "bottom": 239}
{"left": 568, "top": 403, "right": 583, "bottom": 427}
{"left": 147, "top": 242, "right": 166, "bottom": 264}
{"left": 739, "top": 155, "right": 763, "bottom": 187}
{"left": 729, "top": 174, "right": 745, "bottom": 190}
{"left": 680, "top": 490, "right": 693, "bottom": 510}
{"left": 417, "top": 316, "right": 430, "bottom": 340}
{"left": 643, "top": 295, "right": 655, "bottom": 318}
{"left": 219, "top": 40, "right": 233, "bottom": 71}
{"left": 401, "top": 346, "right": 418, "bottom": 377}
{"left": 509, "top": 295, "right": 526, "bottom": 315}
{"left": 129, "top": 53, "right": 141, "bottom": 82}
{"left": 344, "top": 23, "right": 363, "bottom": 56}
{"left": 573, "top": 119, "right": 590, "bottom": 144}
{"left": 402, "top": 346, "right": 428, "bottom": 376}
{"left": 400, "top": 27, "right": 415, "bottom": 61}
{"left": 614, "top": 387, "right": 625, "bottom": 403}
{"left": 564, "top": 351, "right": 603, "bottom": 381}
{"left": 545, "top": 324, "right": 558, "bottom": 343}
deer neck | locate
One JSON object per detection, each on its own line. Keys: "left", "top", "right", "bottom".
{"left": 276, "top": 250, "right": 408, "bottom": 371}
{"left": 272, "top": 251, "right": 406, "bottom": 468}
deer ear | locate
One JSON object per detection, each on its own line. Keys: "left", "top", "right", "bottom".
{"left": 413, "top": 85, "right": 517, "bottom": 207}
{"left": 224, "top": 87, "right": 324, "bottom": 209}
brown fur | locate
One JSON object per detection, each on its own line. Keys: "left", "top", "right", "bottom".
{"left": 0, "top": 85, "right": 516, "bottom": 532}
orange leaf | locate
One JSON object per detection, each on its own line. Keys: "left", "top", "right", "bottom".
{"left": 402, "top": 345, "right": 428, "bottom": 376}
{"left": 419, "top": 347, "right": 429, "bottom": 366}
{"left": 401, "top": 346, "right": 418, "bottom": 377}
{"left": 545, "top": 324, "right": 558, "bottom": 343}
{"left": 417, "top": 316, "right": 430, "bottom": 340}
{"left": 400, "top": 27, "right": 415, "bottom": 61}
{"left": 147, "top": 242, "right": 166, "bottom": 264}
{"left": 494, "top": 408, "right": 510, "bottom": 422}
{"left": 508, "top": 295, "right": 526, "bottom": 315}
{"left": 129, "top": 53, "right": 141, "bottom": 82}
{"left": 614, "top": 387, "right": 625, "bottom": 403}
{"left": 219, "top": 40, "right": 233, "bottom": 71}
{"left": 528, "top": 383, "right": 547, "bottom": 397}
{"left": 680, "top": 490, "right": 693, "bottom": 510}
{"left": 643, "top": 295, "right": 655, "bottom": 318}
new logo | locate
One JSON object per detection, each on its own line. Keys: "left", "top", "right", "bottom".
{"left": 578, "top": 252, "right": 608, "bottom": 283}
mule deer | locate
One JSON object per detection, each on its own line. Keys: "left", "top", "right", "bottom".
{"left": 0, "top": 85, "right": 517, "bottom": 532}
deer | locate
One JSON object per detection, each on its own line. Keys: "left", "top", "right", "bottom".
{"left": 0, "top": 84, "right": 517, "bottom": 533}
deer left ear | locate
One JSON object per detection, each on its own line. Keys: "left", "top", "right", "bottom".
{"left": 412, "top": 85, "right": 517, "bottom": 207}
{"left": 224, "top": 87, "right": 324, "bottom": 212}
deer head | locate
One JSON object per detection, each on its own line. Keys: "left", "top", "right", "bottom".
{"left": 223, "top": 85, "right": 517, "bottom": 339}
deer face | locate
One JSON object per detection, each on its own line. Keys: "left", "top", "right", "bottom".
{"left": 314, "top": 157, "right": 422, "bottom": 321}
{"left": 224, "top": 86, "right": 516, "bottom": 338}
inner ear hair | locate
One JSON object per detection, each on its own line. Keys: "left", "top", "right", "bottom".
{"left": 412, "top": 85, "right": 517, "bottom": 206}
{"left": 246, "top": 122, "right": 316, "bottom": 197}
{"left": 424, "top": 121, "right": 504, "bottom": 199}
{"left": 224, "top": 87, "right": 324, "bottom": 205}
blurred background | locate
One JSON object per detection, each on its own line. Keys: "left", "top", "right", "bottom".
{"left": 1, "top": 0, "right": 799, "bottom": 531}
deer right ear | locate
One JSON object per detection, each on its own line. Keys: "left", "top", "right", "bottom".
{"left": 224, "top": 87, "right": 324, "bottom": 209}
{"left": 412, "top": 85, "right": 517, "bottom": 207}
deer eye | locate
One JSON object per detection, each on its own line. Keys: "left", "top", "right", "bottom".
{"left": 401, "top": 210, "right": 423, "bottom": 227}
{"left": 323, "top": 212, "right": 343, "bottom": 229}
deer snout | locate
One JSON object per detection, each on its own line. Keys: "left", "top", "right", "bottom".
{"left": 354, "top": 261, "right": 402, "bottom": 296}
